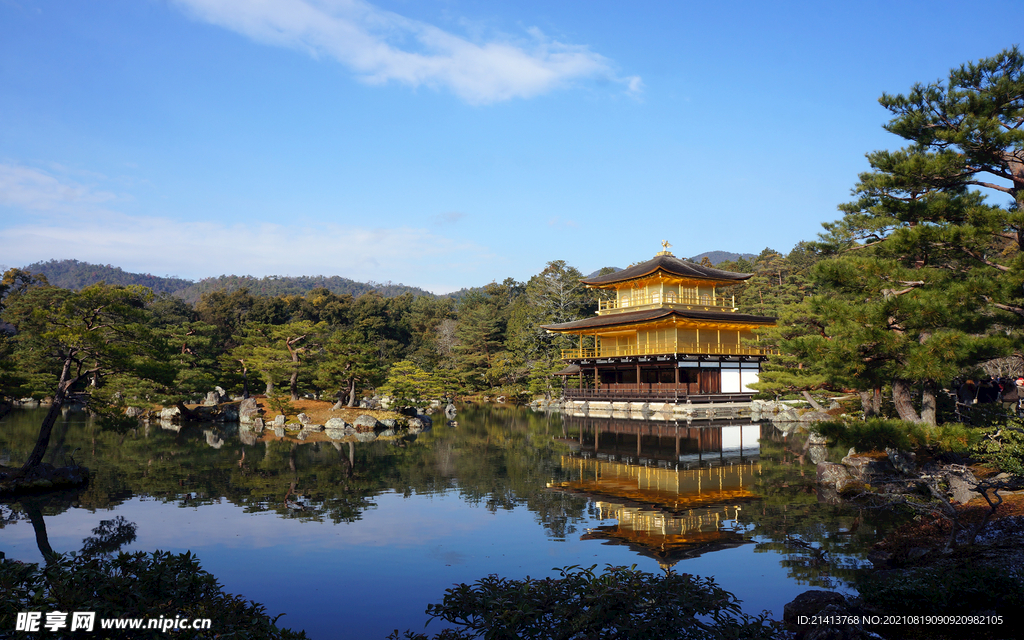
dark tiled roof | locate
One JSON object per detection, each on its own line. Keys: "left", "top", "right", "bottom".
{"left": 583, "top": 254, "right": 751, "bottom": 285}
{"left": 541, "top": 308, "right": 775, "bottom": 332}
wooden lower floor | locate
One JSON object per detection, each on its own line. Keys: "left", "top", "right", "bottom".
{"left": 562, "top": 354, "right": 765, "bottom": 400}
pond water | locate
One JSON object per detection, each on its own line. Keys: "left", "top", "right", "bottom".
{"left": 1, "top": 406, "right": 900, "bottom": 639}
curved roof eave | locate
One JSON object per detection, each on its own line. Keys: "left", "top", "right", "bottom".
{"left": 541, "top": 308, "right": 776, "bottom": 332}
{"left": 582, "top": 255, "right": 752, "bottom": 286}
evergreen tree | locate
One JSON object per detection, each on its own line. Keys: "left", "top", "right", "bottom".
{"left": 454, "top": 290, "right": 507, "bottom": 390}
{"left": 314, "top": 328, "right": 381, "bottom": 406}
{"left": 876, "top": 46, "right": 1024, "bottom": 321}
{"left": 378, "top": 360, "right": 441, "bottom": 409}
{"left": 758, "top": 48, "right": 1024, "bottom": 422}
{"left": 3, "top": 283, "right": 166, "bottom": 471}
{"left": 506, "top": 261, "right": 591, "bottom": 398}
{"left": 229, "top": 321, "right": 323, "bottom": 399}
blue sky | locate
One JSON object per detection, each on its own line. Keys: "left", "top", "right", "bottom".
{"left": 1, "top": 0, "right": 1020, "bottom": 293}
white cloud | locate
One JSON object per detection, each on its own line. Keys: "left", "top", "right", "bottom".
{"left": 0, "top": 164, "right": 120, "bottom": 213}
{"left": 171, "top": 0, "right": 636, "bottom": 104}
{"left": 0, "top": 163, "right": 492, "bottom": 293}
{"left": 625, "top": 75, "right": 644, "bottom": 96}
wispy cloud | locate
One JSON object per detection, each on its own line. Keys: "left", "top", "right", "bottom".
{"left": 172, "top": 0, "right": 637, "bottom": 104}
{"left": 432, "top": 211, "right": 466, "bottom": 225}
{"left": 0, "top": 164, "right": 120, "bottom": 213}
{"left": 0, "top": 163, "right": 491, "bottom": 293}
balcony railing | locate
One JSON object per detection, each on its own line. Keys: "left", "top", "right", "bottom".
{"left": 561, "top": 341, "right": 769, "bottom": 360}
{"left": 563, "top": 388, "right": 755, "bottom": 403}
{"left": 598, "top": 292, "right": 736, "bottom": 313}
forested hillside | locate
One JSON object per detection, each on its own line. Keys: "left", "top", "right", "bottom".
{"left": 23, "top": 259, "right": 436, "bottom": 303}
{"left": 175, "top": 275, "right": 435, "bottom": 304}
{"left": 690, "top": 251, "right": 755, "bottom": 265}
{"left": 24, "top": 259, "right": 193, "bottom": 295}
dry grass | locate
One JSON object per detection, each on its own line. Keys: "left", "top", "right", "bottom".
{"left": 250, "top": 396, "right": 404, "bottom": 424}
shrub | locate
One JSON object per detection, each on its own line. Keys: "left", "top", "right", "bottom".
{"left": 388, "top": 564, "right": 781, "bottom": 640}
{"left": 0, "top": 551, "right": 306, "bottom": 639}
{"left": 265, "top": 394, "right": 298, "bottom": 421}
{"left": 970, "top": 422, "right": 1024, "bottom": 474}
{"left": 815, "top": 419, "right": 919, "bottom": 452}
{"left": 814, "top": 419, "right": 981, "bottom": 455}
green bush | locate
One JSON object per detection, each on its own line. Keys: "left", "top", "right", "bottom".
{"left": 815, "top": 419, "right": 919, "bottom": 452}
{"left": 388, "top": 564, "right": 781, "bottom": 640}
{"left": 814, "top": 419, "right": 981, "bottom": 454}
{"left": 0, "top": 551, "right": 306, "bottom": 639}
{"left": 970, "top": 422, "right": 1024, "bottom": 474}
{"left": 265, "top": 393, "right": 298, "bottom": 420}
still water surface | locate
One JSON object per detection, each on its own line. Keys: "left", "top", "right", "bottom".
{"left": 1, "top": 405, "right": 897, "bottom": 639}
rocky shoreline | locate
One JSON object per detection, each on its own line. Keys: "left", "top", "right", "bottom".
{"left": 780, "top": 430, "right": 1024, "bottom": 639}
{"left": 1, "top": 393, "right": 449, "bottom": 495}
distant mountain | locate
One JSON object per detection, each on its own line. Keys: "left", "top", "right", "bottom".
{"left": 176, "top": 274, "right": 435, "bottom": 304}
{"left": 689, "top": 251, "right": 755, "bottom": 265}
{"left": 22, "top": 259, "right": 436, "bottom": 303}
{"left": 23, "top": 260, "right": 193, "bottom": 295}
{"left": 584, "top": 267, "right": 621, "bottom": 279}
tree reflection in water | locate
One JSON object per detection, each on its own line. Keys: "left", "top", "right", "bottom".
{"left": 0, "top": 405, "right": 905, "bottom": 592}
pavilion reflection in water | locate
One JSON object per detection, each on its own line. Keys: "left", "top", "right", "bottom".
{"left": 550, "top": 415, "right": 762, "bottom": 569}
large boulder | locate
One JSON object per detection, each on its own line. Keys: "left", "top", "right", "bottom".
{"left": 354, "top": 414, "right": 381, "bottom": 432}
{"left": 238, "top": 398, "right": 260, "bottom": 424}
{"left": 799, "top": 410, "right": 833, "bottom": 423}
{"left": 407, "top": 415, "right": 433, "bottom": 434}
{"left": 783, "top": 590, "right": 849, "bottom": 624}
{"left": 159, "top": 406, "right": 181, "bottom": 422}
{"left": 297, "top": 413, "right": 312, "bottom": 425}
{"left": 885, "top": 448, "right": 917, "bottom": 475}
{"left": 325, "top": 418, "right": 352, "bottom": 439}
{"left": 751, "top": 399, "right": 787, "bottom": 415}
{"left": 359, "top": 396, "right": 382, "bottom": 410}
{"left": 776, "top": 408, "right": 802, "bottom": 422}
{"left": 783, "top": 591, "right": 874, "bottom": 640}
{"left": 840, "top": 452, "right": 896, "bottom": 483}
{"left": 817, "top": 462, "right": 855, "bottom": 493}
{"left": 806, "top": 432, "right": 830, "bottom": 464}
{"left": 325, "top": 417, "right": 349, "bottom": 430}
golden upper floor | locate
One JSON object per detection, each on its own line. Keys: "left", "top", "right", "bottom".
{"left": 583, "top": 251, "right": 750, "bottom": 316}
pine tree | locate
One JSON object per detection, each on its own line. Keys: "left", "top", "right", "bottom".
{"left": 759, "top": 48, "right": 1024, "bottom": 422}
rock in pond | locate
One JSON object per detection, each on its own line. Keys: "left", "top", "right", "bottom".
{"left": 354, "top": 414, "right": 380, "bottom": 432}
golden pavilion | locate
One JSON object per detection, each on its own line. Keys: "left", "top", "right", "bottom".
{"left": 541, "top": 243, "right": 775, "bottom": 402}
